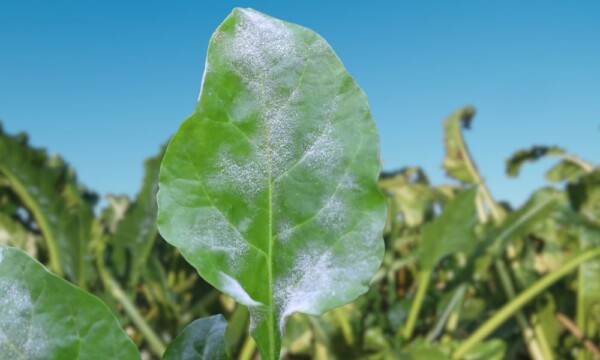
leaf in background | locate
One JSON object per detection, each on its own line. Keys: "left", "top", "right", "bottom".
{"left": 162, "top": 315, "right": 228, "bottom": 360}
{"left": 506, "top": 145, "right": 593, "bottom": 180}
{"left": 380, "top": 168, "right": 436, "bottom": 228}
{"left": 486, "top": 188, "right": 562, "bottom": 257}
{"left": 157, "top": 8, "right": 385, "bottom": 359}
{"left": 0, "top": 125, "right": 95, "bottom": 286}
{"left": 462, "top": 339, "right": 506, "bottom": 360}
{"left": 419, "top": 188, "right": 478, "bottom": 270}
{"left": 0, "top": 213, "right": 41, "bottom": 258}
{"left": 568, "top": 169, "right": 600, "bottom": 225}
{"left": 108, "top": 144, "right": 166, "bottom": 287}
{"left": 578, "top": 224, "right": 600, "bottom": 339}
{"left": 442, "top": 106, "right": 478, "bottom": 184}
{"left": 0, "top": 247, "right": 140, "bottom": 359}
{"left": 546, "top": 161, "right": 588, "bottom": 183}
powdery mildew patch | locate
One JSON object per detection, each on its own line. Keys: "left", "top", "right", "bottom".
{"left": 272, "top": 248, "right": 369, "bottom": 333}
{"left": 0, "top": 279, "right": 48, "bottom": 359}
{"left": 180, "top": 209, "right": 251, "bottom": 272}
{"left": 218, "top": 272, "right": 264, "bottom": 308}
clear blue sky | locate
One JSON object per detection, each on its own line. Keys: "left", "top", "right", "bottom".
{"left": 1, "top": 1, "right": 598, "bottom": 208}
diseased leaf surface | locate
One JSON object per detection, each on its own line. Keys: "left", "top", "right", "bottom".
{"left": 0, "top": 247, "right": 140, "bottom": 360}
{"left": 162, "top": 315, "right": 228, "bottom": 360}
{"left": 157, "top": 8, "right": 385, "bottom": 359}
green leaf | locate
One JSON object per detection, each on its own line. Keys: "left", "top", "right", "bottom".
{"left": 546, "top": 161, "right": 587, "bottom": 183}
{"left": 486, "top": 188, "right": 562, "bottom": 257}
{"left": 419, "top": 188, "right": 478, "bottom": 270}
{"left": 578, "top": 224, "right": 600, "bottom": 339}
{"left": 568, "top": 169, "right": 600, "bottom": 224}
{"left": 0, "top": 126, "right": 95, "bottom": 285}
{"left": 0, "top": 213, "right": 41, "bottom": 258}
{"left": 462, "top": 339, "right": 506, "bottom": 360}
{"left": 162, "top": 315, "right": 228, "bottom": 360}
{"left": 380, "top": 168, "right": 436, "bottom": 228}
{"left": 157, "top": 8, "right": 385, "bottom": 359}
{"left": 506, "top": 145, "right": 594, "bottom": 180}
{"left": 108, "top": 144, "right": 166, "bottom": 287}
{"left": 506, "top": 146, "right": 567, "bottom": 178}
{"left": 0, "top": 246, "right": 140, "bottom": 359}
{"left": 442, "top": 106, "right": 478, "bottom": 184}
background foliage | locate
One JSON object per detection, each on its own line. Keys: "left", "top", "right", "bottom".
{"left": 0, "top": 103, "right": 598, "bottom": 359}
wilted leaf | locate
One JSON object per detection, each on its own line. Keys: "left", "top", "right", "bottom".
{"left": 506, "top": 146, "right": 567, "bottom": 178}
{"left": 0, "top": 247, "right": 140, "bottom": 359}
{"left": 506, "top": 145, "right": 593, "bottom": 181}
{"left": 442, "top": 106, "right": 478, "bottom": 184}
{"left": 162, "top": 315, "right": 228, "bottom": 360}
{"left": 157, "top": 8, "right": 385, "bottom": 359}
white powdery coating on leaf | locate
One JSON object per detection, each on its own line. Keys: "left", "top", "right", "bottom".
{"left": 223, "top": 9, "right": 303, "bottom": 178}
{"left": 0, "top": 280, "right": 48, "bottom": 359}
{"left": 273, "top": 248, "right": 367, "bottom": 333}
{"left": 317, "top": 195, "right": 348, "bottom": 232}
{"left": 205, "top": 148, "right": 266, "bottom": 200}
{"left": 181, "top": 210, "right": 250, "bottom": 270}
{"left": 276, "top": 220, "right": 293, "bottom": 243}
{"left": 218, "top": 272, "right": 263, "bottom": 308}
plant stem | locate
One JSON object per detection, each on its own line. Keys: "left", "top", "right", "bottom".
{"left": 102, "top": 271, "right": 166, "bottom": 357}
{"left": 401, "top": 269, "right": 432, "bottom": 340}
{"left": 494, "top": 260, "right": 548, "bottom": 360}
{"left": 95, "top": 249, "right": 166, "bottom": 357}
{"left": 238, "top": 334, "right": 257, "bottom": 360}
{"left": 453, "top": 247, "right": 600, "bottom": 359}
{"left": 556, "top": 312, "right": 600, "bottom": 359}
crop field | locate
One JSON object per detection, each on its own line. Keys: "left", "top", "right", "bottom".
{"left": 1, "top": 7, "right": 599, "bottom": 360}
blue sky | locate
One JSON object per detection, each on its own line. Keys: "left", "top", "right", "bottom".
{"left": 1, "top": 1, "right": 598, "bottom": 208}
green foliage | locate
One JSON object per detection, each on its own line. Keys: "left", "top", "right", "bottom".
{"left": 0, "top": 125, "right": 95, "bottom": 286}
{"left": 162, "top": 315, "right": 227, "bottom": 360}
{"left": 1, "top": 7, "right": 600, "bottom": 360}
{"left": 0, "top": 247, "right": 140, "bottom": 359}
{"left": 157, "top": 8, "right": 385, "bottom": 359}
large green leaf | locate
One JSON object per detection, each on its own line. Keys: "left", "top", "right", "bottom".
{"left": 162, "top": 315, "right": 227, "bottom": 360}
{"left": 108, "top": 144, "right": 165, "bottom": 287}
{"left": 0, "top": 247, "right": 140, "bottom": 359}
{"left": 419, "top": 188, "right": 478, "bottom": 270}
{"left": 0, "top": 125, "right": 95, "bottom": 286}
{"left": 157, "top": 8, "right": 385, "bottom": 359}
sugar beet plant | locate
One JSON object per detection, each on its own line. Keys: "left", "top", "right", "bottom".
{"left": 1, "top": 7, "right": 600, "bottom": 360}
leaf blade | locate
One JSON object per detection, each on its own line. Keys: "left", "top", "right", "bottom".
{"left": 0, "top": 247, "right": 140, "bottom": 360}
{"left": 157, "top": 8, "right": 385, "bottom": 359}
{"left": 162, "top": 315, "right": 228, "bottom": 360}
